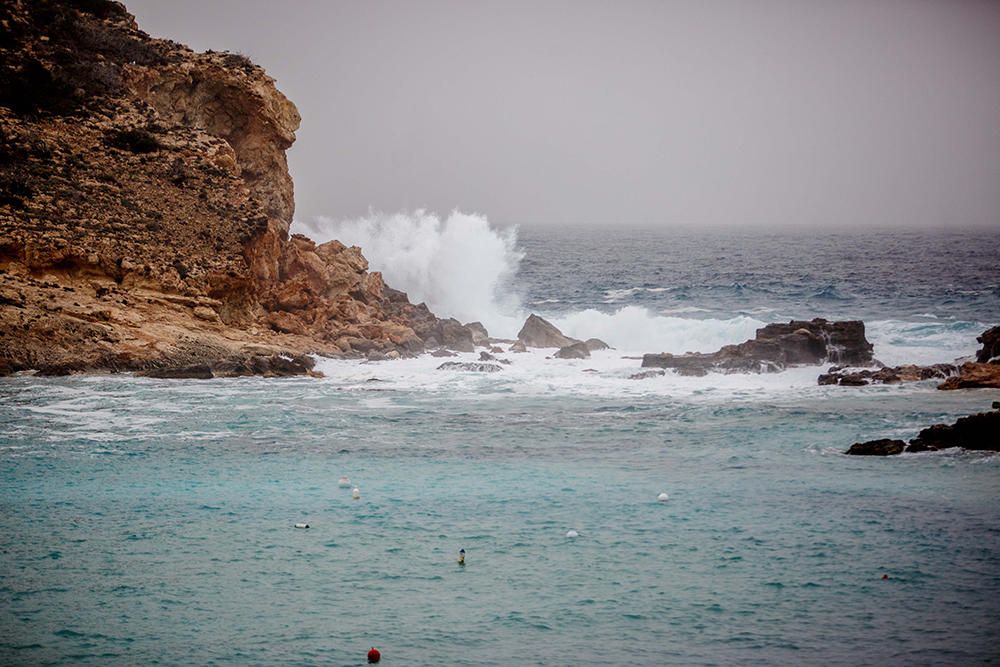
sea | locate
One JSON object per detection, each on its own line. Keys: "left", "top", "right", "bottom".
{"left": 2, "top": 216, "right": 999, "bottom": 666}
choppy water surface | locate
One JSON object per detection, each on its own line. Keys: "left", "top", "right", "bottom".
{"left": 2, "top": 228, "right": 999, "bottom": 665}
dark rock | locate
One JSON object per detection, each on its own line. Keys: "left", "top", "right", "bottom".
{"left": 479, "top": 351, "right": 496, "bottom": 362}
{"left": 554, "top": 342, "right": 591, "bottom": 359}
{"left": 489, "top": 346, "right": 504, "bottom": 354}
{"left": 819, "top": 364, "right": 956, "bottom": 387}
{"left": 366, "top": 350, "right": 387, "bottom": 362}
{"left": 905, "top": 411, "right": 1000, "bottom": 452}
{"left": 143, "top": 364, "right": 214, "bottom": 379}
{"left": 584, "top": 338, "right": 610, "bottom": 351}
{"left": 937, "top": 362, "right": 1000, "bottom": 390}
{"left": 643, "top": 318, "right": 873, "bottom": 375}
{"left": 845, "top": 439, "right": 906, "bottom": 456}
{"left": 436, "top": 362, "right": 503, "bottom": 373}
{"left": 976, "top": 326, "right": 1000, "bottom": 363}
{"left": 629, "top": 369, "right": 665, "bottom": 380}
{"left": 430, "top": 348, "right": 457, "bottom": 358}
{"left": 517, "top": 314, "right": 580, "bottom": 348}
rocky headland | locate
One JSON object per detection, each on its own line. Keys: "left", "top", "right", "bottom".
{"left": 0, "top": 0, "right": 478, "bottom": 377}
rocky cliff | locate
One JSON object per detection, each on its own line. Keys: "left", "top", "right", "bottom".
{"left": 0, "top": 0, "right": 456, "bottom": 376}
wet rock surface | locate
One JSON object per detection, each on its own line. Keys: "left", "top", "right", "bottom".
{"left": 819, "top": 364, "right": 957, "bottom": 386}
{"left": 517, "top": 314, "right": 580, "bottom": 349}
{"left": 643, "top": 318, "right": 873, "bottom": 374}
{"left": 845, "top": 406, "right": 1000, "bottom": 455}
{"left": 845, "top": 439, "right": 907, "bottom": 456}
{"left": 436, "top": 362, "right": 503, "bottom": 373}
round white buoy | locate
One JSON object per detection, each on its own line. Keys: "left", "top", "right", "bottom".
{"left": 566, "top": 530, "right": 579, "bottom": 538}
{"left": 352, "top": 487, "right": 361, "bottom": 500}
{"left": 294, "top": 522, "right": 310, "bottom": 529}
{"left": 338, "top": 476, "right": 351, "bottom": 487}
{"left": 657, "top": 492, "right": 670, "bottom": 502}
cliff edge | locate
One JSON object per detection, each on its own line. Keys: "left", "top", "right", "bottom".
{"left": 0, "top": 0, "right": 456, "bottom": 376}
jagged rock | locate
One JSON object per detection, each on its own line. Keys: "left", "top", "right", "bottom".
{"left": 584, "top": 338, "right": 610, "bottom": 351}
{"left": 937, "top": 363, "right": 1000, "bottom": 390}
{"left": 629, "top": 370, "right": 665, "bottom": 380}
{"left": 436, "top": 362, "right": 503, "bottom": 373}
{"left": 643, "top": 318, "right": 873, "bottom": 375}
{"left": 819, "top": 364, "right": 956, "bottom": 386}
{"left": 509, "top": 340, "right": 528, "bottom": 353}
{"left": 976, "top": 326, "right": 1000, "bottom": 363}
{"left": 905, "top": 411, "right": 1000, "bottom": 453}
{"left": 517, "top": 314, "right": 580, "bottom": 348}
{"left": 489, "top": 346, "right": 504, "bottom": 354}
{"left": 845, "top": 439, "right": 906, "bottom": 456}
{"left": 466, "top": 321, "right": 489, "bottom": 346}
{"left": 479, "top": 351, "right": 496, "bottom": 362}
{"left": 430, "top": 348, "right": 457, "bottom": 358}
{"left": 554, "top": 342, "right": 591, "bottom": 359}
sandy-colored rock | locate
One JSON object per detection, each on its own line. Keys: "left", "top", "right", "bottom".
{"left": 937, "top": 363, "right": 1000, "bottom": 390}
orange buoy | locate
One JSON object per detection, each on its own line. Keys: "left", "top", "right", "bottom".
{"left": 367, "top": 647, "right": 381, "bottom": 663}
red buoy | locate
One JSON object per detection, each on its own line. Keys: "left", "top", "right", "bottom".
{"left": 881, "top": 574, "right": 889, "bottom": 580}
{"left": 367, "top": 647, "right": 381, "bottom": 663}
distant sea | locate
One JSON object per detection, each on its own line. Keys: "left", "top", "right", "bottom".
{"left": 2, "top": 224, "right": 999, "bottom": 665}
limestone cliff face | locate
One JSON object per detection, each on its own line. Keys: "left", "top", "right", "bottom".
{"left": 0, "top": 0, "right": 457, "bottom": 375}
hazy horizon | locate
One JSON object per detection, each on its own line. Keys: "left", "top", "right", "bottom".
{"left": 127, "top": 0, "right": 1000, "bottom": 230}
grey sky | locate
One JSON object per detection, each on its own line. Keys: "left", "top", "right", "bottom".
{"left": 126, "top": 0, "right": 1000, "bottom": 229}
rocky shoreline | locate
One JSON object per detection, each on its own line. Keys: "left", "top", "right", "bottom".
{"left": 0, "top": 0, "right": 484, "bottom": 377}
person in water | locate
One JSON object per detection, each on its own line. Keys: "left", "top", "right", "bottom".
{"left": 457, "top": 548, "right": 465, "bottom": 565}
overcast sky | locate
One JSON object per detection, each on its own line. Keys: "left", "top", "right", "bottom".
{"left": 126, "top": 0, "right": 1000, "bottom": 229}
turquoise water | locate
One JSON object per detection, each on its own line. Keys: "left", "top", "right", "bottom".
{"left": 2, "top": 373, "right": 999, "bottom": 665}
{"left": 2, "top": 229, "right": 1000, "bottom": 664}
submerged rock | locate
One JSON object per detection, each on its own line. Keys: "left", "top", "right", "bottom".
{"left": 143, "top": 364, "right": 215, "bottom": 380}
{"left": 436, "top": 362, "right": 503, "bottom": 373}
{"left": 845, "top": 439, "right": 907, "bottom": 456}
{"left": 643, "top": 318, "right": 873, "bottom": 375}
{"left": 629, "top": 370, "right": 665, "bottom": 380}
{"left": 517, "top": 314, "right": 580, "bottom": 348}
{"left": 554, "top": 342, "right": 591, "bottom": 359}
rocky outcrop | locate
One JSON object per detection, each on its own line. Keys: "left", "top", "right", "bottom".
{"left": 517, "top": 314, "right": 579, "bottom": 348}
{"left": 845, "top": 439, "right": 906, "bottom": 456}
{"left": 937, "top": 363, "right": 1000, "bottom": 390}
{"left": 0, "top": 1, "right": 456, "bottom": 376}
{"left": 819, "top": 364, "right": 956, "bottom": 386}
{"left": 845, "top": 407, "right": 1000, "bottom": 455}
{"left": 643, "top": 318, "right": 873, "bottom": 374}
{"left": 975, "top": 326, "right": 1000, "bottom": 363}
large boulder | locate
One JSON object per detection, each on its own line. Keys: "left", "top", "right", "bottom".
{"left": 975, "top": 326, "right": 1000, "bottom": 364}
{"left": 517, "top": 314, "right": 580, "bottom": 348}
{"left": 905, "top": 411, "right": 1000, "bottom": 453}
{"left": 643, "top": 318, "right": 873, "bottom": 375}
{"left": 554, "top": 342, "right": 590, "bottom": 359}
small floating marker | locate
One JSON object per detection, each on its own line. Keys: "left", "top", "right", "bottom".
{"left": 338, "top": 476, "right": 351, "bottom": 487}
{"left": 352, "top": 487, "right": 361, "bottom": 500}
{"left": 566, "top": 530, "right": 579, "bottom": 538}
{"left": 657, "top": 492, "right": 670, "bottom": 502}
{"left": 458, "top": 548, "right": 465, "bottom": 565}
{"left": 881, "top": 574, "right": 889, "bottom": 580}
{"left": 294, "top": 522, "right": 309, "bottom": 529}
{"left": 367, "top": 646, "right": 381, "bottom": 663}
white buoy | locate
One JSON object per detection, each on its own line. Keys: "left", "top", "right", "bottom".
{"left": 352, "top": 487, "right": 361, "bottom": 500}
{"left": 338, "top": 476, "right": 351, "bottom": 487}
{"left": 657, "top": 492, "right": 670, "bottom": 502}
{"left": 294, "top": 522, "right": 310, "bottom": 529}
{"left": 566, "top": 530, "right": 579, "bottom": 538}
